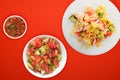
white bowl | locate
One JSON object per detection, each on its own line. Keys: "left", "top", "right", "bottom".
{"left": 3, "top": 15, "right": 27, "bottom": 39}
{"left": 23, "top": 35, "right": 67, "bottom": 78}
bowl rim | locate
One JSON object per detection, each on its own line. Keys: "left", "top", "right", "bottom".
{"left": 23, "top": 34, "right": 67, "bottom": 78}
{"left": 3, "top": 15, "right": 27, "bottom": 39}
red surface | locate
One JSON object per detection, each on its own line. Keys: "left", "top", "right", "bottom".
{"left": 0, "top": 0, "right": 120, "bottom": 80}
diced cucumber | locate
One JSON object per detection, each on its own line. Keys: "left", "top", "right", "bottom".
{"left": 39, "top": 45, "right": 47, "bottom": 55}
{"left": 39, "top": 46, "right": 43, "bottom": 51}
{"left": 93, "top": 29, "right": 99, "bottom": 34}
{"left": 27, "top": 62, "right": 33, "bottom": 70}
{"left": 98, "top": 13, "right": 104, "bottom": 18}
{"left": 42, "top": 38, "right": 49, "bottom": 43}
{"left": 69, "top": 15, "right": 77, "bottom": 22}
{"left": 49, "top": 64, "right": 56, "bottom": 71}
{"left": 40, "top": 45, "right": 47, "bottom": 51}
{"left": 8, "top": 24, "right": 15, "bottom": 30}
{"left": 57, "top": 54, "right": 62, "bottom": 62}
{"left": 108, "top": 26, "right": 115, "bottom": 33}
{"left": 81, "top": 32, "right": 85, "bottom": 36}
{"left": 36, "top": 64, "right": 41, "bottom": 71}
{"left": 47, "top": 59, "right": 51, "bottom": 64}
{"left": 27, "top": 55, "right": 31, "bottom": 63}
{"left": 86, "top": 41, "right": 92, "bottom": 47}
{"left": 97, "top": 34, "right": 102, "bottom": 39}
{"left": 41, "top": 70, "right": 46, "bottom": 75}
{"left": 91, "top": 22, "right": 100, "bottom": 28}
{"left": 35, "top": 49, "right": 40, "bottom": 55}
{"left": 97, "top": 34, "right": 104, "bottom": 39}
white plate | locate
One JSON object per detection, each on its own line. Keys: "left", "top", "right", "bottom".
{"left": 62, "top": 0, "right": 120, "bottom": 55}
{"left": 23, "top": 35, "right": 67, "bottom": 78}
{"left": 3, "top": 15, "right": 27, "bottom": 39}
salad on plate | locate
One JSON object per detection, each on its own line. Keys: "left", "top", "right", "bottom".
{"left": 69, "top": 5, "right": 115, "bottom": 47}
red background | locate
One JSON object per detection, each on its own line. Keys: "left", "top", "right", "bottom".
{"left": 0, "top": 0, "right": 120, "bottom": 80}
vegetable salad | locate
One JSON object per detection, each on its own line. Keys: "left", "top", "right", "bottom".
{"left": 27, "top": 37, "right": 62, "bottom": 75}
{"left": 69, "top": 5, "right": 115, "bottom": 47}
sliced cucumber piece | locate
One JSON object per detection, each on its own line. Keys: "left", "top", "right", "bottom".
{"left": 41, "top": 70, "right": 46, "bottom": 75}
{"left": 47, "top": 59, "right": 51, "bottom": 64}
{"left": 81, "top": 32, "right": 85, "bottom": 36}
{"left": 36, "top": 64, "right": 41, "bottom": 71}
{"left": 108, "top": 26, "right": 115, "bottom": 33}
{"left": 35, "top": 49, "right": 40, "bottom": 55}
{"left": 39, "top": 45, "right": 47, "bottom": 55}
{"left": 57, "top": 54, "right": 62, "bottom": 62}
{"left": 42, "top": 38, "right": 49, "bottom": 43}
{"left": 27, "top": 62, "right": 33, "bottom": 70}
{"left": 69, "top": 15, "right": 77, "bottom": 22}
{"left": 98, "top": 13, "right": 104, "bottom": 18}
{"left": 49, "top": 64, "right": 56, "bottom": 71}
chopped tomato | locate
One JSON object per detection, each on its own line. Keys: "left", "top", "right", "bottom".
{"left": 34, "top": 55, "right": 42, "bottom": 63}
{"left": 53, "top": 58, "right": 59, "bottom": 68}
{"left": 48, "top": 38, "right": 57, "bottom": 49}
{"left": 43, "top": 55, "right": 48, "bottom": 64}
{"left": 96, "top": 38, "right": 100, "bottom": 43}
{"left": 46, "top": 50, "right": 50, "bottom": 55}
{"left": 41, "top": 62, "right": 48, "bottom": 72}
{"left": 46, "top": 68, "right": 53, "bottom": 74}
{"left": 30, "top": 41, "right": 36, "bottom": 47}
{"left": 75, "top": 32, "right": 80, "bottom": 36}
{"left": 31, "top": 61, "right": 36, "bottom": 68}
{"left": 30, "top": 55, "right": 35, "bottom": 61}
{"left": 27, "top": 50, "right": 31, "bottom": 55}
{"left": 29, "top": 48, "right": 35, "bottom": 54}
{"left": 49, "top": 42, "right": 56, "bottom": 49}
{"left": 35, "top": 38, "right": 42, "bottom": 47}
{"left": 51, "top": 49, "right": 58, "bottom": 58}
{"left": 86, "top": 12, "right": 92, "bottom": 16}
{"left": 30, "top": 38, "right": 42, "bottom": 48}
{"left": 105, "top": 31, "right": 112, "bottom": 37}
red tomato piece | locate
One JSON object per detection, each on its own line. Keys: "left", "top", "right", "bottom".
{"left": 46, "top": 68, "right": 53, "bottom": 74}
{"left": 86, "top": 12, "right": 92, "bottom": 16}
{"left": 30, "top": 55, "right": 35, "bottom": 61}
{"left": 46, "top": 50, "right": 49, "bottom": 55}
{"left": 48, "top": 42, "right": 56, "bottom": 49}
{"left": 43, "top": 55, "right": 48, "bottom": 64}
{"left": 35, "top": 38, "right": 42, "bottom": 47}
{"left": 41, "top": 62, "right": 48, "bottom": 72}
{"left": 51, "top": 49, "right": 58, "bottom": 58}
{"left": 34, "top": 55, "right": 42, "bottom": 64}
{"left": 48, "top": 38, "right": 57, "bottom": 49}
{"left": 31, "top": 61, "right": 36, "bottom": 68}
{"left": 29, "top": 47, "right": 35, "bottom": 54}
{"left": 105, "top": 31, "right": 112, "bottom": 37}
{"left": 30, "top": 40, "right": 36, "bottom": 47}
{"left": 27, "top": 50, "right": 31, "bottom": 55}
{"left": 30, "top": 38, "right": 42, "bottom": 48}
{"left": 53, "top": 58, "right": 59, "bottom": 68}
{"left": 75, "top": 32, "right": 80, "bottom": 36}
